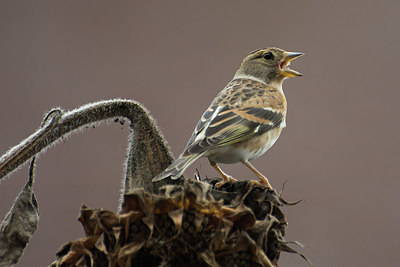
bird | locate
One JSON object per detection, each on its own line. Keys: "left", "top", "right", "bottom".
{"left": 153, "top": 47, "right": 303, "bottom": 189}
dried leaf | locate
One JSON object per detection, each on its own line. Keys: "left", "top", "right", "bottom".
{"left": 52, "top": 179, "right": 309, "bottom": 266}
{"left": 0, "top": 159, "right": 39, "bottom": 267}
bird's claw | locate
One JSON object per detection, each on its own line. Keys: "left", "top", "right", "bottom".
{"left": 214, "top": 175, "right": 237, "bottom": 189}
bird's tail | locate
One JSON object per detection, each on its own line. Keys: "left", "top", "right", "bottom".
{"left": 152, "top": 153, "right": 203, "bottom": 182}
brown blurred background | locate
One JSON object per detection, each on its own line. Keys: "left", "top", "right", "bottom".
{"left": 0, "top": 1, "right": 399, "bottom": 266}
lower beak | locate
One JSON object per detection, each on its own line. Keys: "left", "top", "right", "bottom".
{"left": 280, "top": 52, "right": 304, "bottom": 77}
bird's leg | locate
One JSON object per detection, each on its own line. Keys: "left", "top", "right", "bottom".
{"left": 209, "top": 159, "right": 237, "bottom": 186}
{"left": 241, "top": 160, "right": 273, "bottom": 189}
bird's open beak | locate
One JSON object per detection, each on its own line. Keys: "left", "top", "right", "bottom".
{"left": 279, "top": 52, "right": 304, "bottom": 77}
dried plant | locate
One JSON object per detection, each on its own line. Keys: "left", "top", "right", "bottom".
{"left": 0, "top": 99, "right": 177, "bottom": 193}
{"left": 0, "top": 99, "right": 309, "bottom": 266}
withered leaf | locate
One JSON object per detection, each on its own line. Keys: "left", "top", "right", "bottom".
{"left": 51, "top": 179, "right": 310, "bottom": 267}
{"left": 0, "top": 160, "right": 39, "bottom": 267}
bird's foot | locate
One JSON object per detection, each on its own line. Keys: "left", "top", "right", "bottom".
{"left": 245, "top": 179, "right": 275, "bottom": 192}
{"left": 240, "top": 160, "right": 273, "bottom": 190}
{"left": 214, "top": 175, "right": 237, "bottom": 189}
{"left": 257, "top": 176, "right": 273, "bottom": 190}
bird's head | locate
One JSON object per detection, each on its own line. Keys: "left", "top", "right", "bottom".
{"left": 235, "top": 47, "right": 304, "bottom": 84}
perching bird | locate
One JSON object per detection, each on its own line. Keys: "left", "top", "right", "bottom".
{"left": 153, "top": 47, "right": 303, "bottom": 189}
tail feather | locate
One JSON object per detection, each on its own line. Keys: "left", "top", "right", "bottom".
{"left": 152, "top": 153, "right": 203, "bottom": 182}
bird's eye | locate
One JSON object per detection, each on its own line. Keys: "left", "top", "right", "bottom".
{"left": 263, "top": 52, "right": 274, "bottom": 60}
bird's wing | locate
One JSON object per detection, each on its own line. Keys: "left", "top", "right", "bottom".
{"left": 183, "top": 79, "right": 286, "bottom": 156}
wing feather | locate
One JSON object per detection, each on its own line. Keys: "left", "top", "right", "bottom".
{"left": 184, "top": 106, "right": 282, "bottom": 155}
{"left": 183, "top": 79, "right": 286, "bottom": 156}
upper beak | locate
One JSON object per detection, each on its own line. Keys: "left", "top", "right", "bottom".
{"left": 280, "top": 51, "right": 304, "bottom": 77}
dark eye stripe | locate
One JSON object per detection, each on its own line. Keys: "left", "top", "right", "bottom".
{"left": 249, "top": 48, "right": 266, "bottom": 55}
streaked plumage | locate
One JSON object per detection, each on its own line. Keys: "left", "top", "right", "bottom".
{"left": 153, "top": 47, "right": 303, "bottom": 188}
